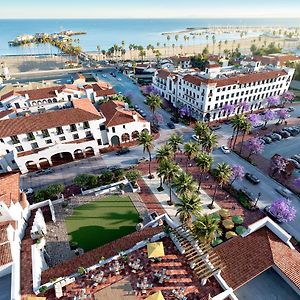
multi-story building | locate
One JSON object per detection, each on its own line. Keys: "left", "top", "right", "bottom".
{"left": 153, "top": 61, "right": 294, "bottom": 121}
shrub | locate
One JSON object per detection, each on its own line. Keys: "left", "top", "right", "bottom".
{"left": 33, "top": 189, "right": 48, "bottom": 203}
{"left": 113, "top": 168, "right": 124, "bottom": 181}
{"left": 126, "top": 170, "right": 140, "bottom": 184}
{"left": 237, "top": 191, "right": 252, "bottom": 210}
{"left": 46, "top": 184, "right": 65, "bottom": 199}
{"left": 39, "top": 286, "right": 48, "bottom": 294}
{"left": 74, "top": 174, "right": 99, "bottom": 189}
{"left": 101, "top": 171, "right": 114, "bottom": 184}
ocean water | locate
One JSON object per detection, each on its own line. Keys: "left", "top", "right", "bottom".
{"left": 0, "top": 18, "right": 300, "bottom": 55}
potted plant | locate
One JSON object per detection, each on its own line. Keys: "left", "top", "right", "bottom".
{"left": 78, "top": 266, "right": 87, "bottom": 276}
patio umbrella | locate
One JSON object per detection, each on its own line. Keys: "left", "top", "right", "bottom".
{"left": 146, "top": 291, "right": 165, "bottom": 300}
{"left": 219, "top": 209, "right": 230, "bottom": 218}
{"left": 222, "top": 219, "right": 234, "bottom": 230}
{"left": 232, "top": 215, "right": 244, "bottom": 225}
{"left": 236, "top": 225, "right": 247, "bottom": 235}
{"left": 225, "top": 231, "right": 237, "bottom": 239}
{"left": 147, "top": 241, "right": 165, "bottom": 258}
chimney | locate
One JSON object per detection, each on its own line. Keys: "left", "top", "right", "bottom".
{"left": 124, "top": 103, "right": 129, "bottom": 110}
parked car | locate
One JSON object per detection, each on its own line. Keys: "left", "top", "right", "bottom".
{"left": 35, "top": 168, "right": 54, "bottom": 175}
{"left": 275, "top": 187, "right": 293, "bottom": 199}
{"left": 287, "top": 158, "right": 300, "bottom": 169}
{"left": 292, "top": 154, "right": 300, "bottom": 163}
{"left": 220, "top": 145, "right": 230, "bottom": 154}
{"left": 191, "top": 134, "right": 201, "bottom": 143}
{"left": 116, "top": 147, "right": 130, "bottom": 155}
{"left": 210, "top": 124, "right": 221, "bottom": 131}
{"left": 240, "top": 187, "right": 255, "bottom": 202}
{"left": 253, "top": 123, "right": 264, "bottom": 129}
{"left": 272, "top": 133, "right": 282, "bottom": 140}
{"left": 259, "top": 138, "right": 266, "bottom": 144}
{"left": 287, "top": 107, "right": 295, "bottom": 112}
{"left": 245, "top": 172, "right": 260, "bottom": 184}
{"left": 137, "top": 157, "right": 149, "bottom": 164}
{"left": 170, "top": 116, "right": 180, "bottom": 124}
{"left": 261, "top": 136, "right": 272, "bottom": 144}
{"left": 167, "top": 122, "right": 175, "bottom": 129}
{"left": 134, "top": 105, "right": 139, "bottom": 110}
{"left": 275, "top": 130, "right": 290, "bottom": 138}
{"left": 283, "top": 127, "right": 299, "bottom": 136}
{"left": 264, "top": 206, "right": 281, "bottom": 223}
{"left": 140, "top": 112, "right": 147, "bottom": 118}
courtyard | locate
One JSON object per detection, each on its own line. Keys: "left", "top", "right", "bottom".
{"left": 65, "top": 195, "right": 140, "bottom": 251}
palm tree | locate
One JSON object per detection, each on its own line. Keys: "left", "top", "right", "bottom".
{"left": 212, "top": 35, "right": 216, "bottom": 54}
{"left": 184, "top": 141, "right": 199, "bottom": 170}
{"left": 210, "top": 163, "right": 232, "bottom": 209}
{"left": 146, "top": 93, "right": 161, "bottom": 123}
{"left": 231, "top": 114, "right": 246, "bottom": 149}
{"left": 194, "top": 121, "right": 209, "bottom": 145}
{"left": 201, "top": 131, "right": 217, "bottom": 153}
{"left": 156, "top": 144, "right": 174, "bottom": 190}
{"left": 173, "top": 172, "right": 197, "bottom": 196}
{"left": 168, "top": 133, "right": 183, "bottom": 159}
{"left": 159, "top": 160, "right": 180, "bottom": 205}
{"left": 195, "top": 153, "right": 213, "bottom": 190}
{"left": 239, "top": 120, "right": 252, "bottom": 154}
{"left": 175, "top": 193, "right": 202, "bottom": 227}
{"left": 137, "top": 131, "right": 154, "bottom": 179}
{"left": 193, "top": 214, "right": 222, "bottom": 244}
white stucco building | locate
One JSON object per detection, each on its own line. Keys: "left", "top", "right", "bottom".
{"left": 153, "top": 61, "right": 294, "bottom": 121}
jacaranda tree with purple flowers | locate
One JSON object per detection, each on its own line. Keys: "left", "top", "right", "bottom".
{"left": 230, "top": 165, "right": 245, "bottom": 185}
{"left": 246, "top": 137, "right": 264, "bottom": 159}
{"left": 281, "top": 91, "right": 295, "bottom": 106}
{"left": 248, "top": 114, "right": 261, "bottom": 127}
{"left": 222, "top": 104, "right": 235, "bottom": 120}
{"left": 269, "top": 198, "right": 296, "bottom": 223}
{"left": 266, "top": 96, "right": 280, "bottom": 108}
{"left": 262, "top": 110, "right": 275, "bottom": 128}
{"left": 276, "top": 108, "right": 289, "bottom": 124}
{"left": 239, "top": 101, "right": 250, "bottom": 112}
{"left": 271, "top": 155, "right": 287, "bottom": 177}
{"left": 145, "top": 85, "right": 159, "bottom": 95}
{"left": 294, "top": 177, "right": 300, "bottom": 189}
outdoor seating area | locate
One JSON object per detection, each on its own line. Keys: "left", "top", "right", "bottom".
{"left": 45, "top": 237, "right": 222, "bottom": 299}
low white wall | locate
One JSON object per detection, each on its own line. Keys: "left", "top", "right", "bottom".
{"left": 81, "top": 178, "right": 128, "bottom": 195}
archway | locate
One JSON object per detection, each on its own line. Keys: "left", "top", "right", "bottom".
{"left": 85, "top": 147, "right": 95, "bottom": 157}
{"left": 25, "top": 161, "right": 39, "bottom": 172}
{"left": 39, "top": 158, "right": 51, "bottom": 169}
{"left": 74, "top": 149, "right": 84, "bottom": 160}
{"left": 121, "top": 133, "right": 130, "bottom": 143}
{"left": 111, "top": 135, "right": 120, "bottom": 146}
{"left": 132, "top": 131, "right": 139, "bottom": 139}
{"left": 204, "top": 113, "right": 211, "bottom": 123}
{"left": 51, "top": 152, "right": 73, "bottom": 166}
{"left": 142, "top": 128, "right": 149, "bottom": 133}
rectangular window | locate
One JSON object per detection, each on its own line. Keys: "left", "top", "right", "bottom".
{"left": 112, "top": 127, "right": 116, "bottom": 133}
{"left": 16, "top": 146, "right": 24, "bottom": 152}
{"left": 70, "top": 124, "right": 77, "bottom": 132}
{"left": 73, "top": 134, "right": 79, "bottom": 140}
{"left": 45, "top": 139, "right": 52, "bottom": 144}
{"left": 27, "top": 132, "right": 35, "bottom": 141}
{"left": 31, "top": 142, "right": 38, "bottom": 149}
{"left": 11, "top": 136, "right": 20, "bottom": 144}
{"left": 56, "top": 127, "right": 64, "bottom": 135}
{"left": 41, "top": 129, "right": 50, "bottom": 138}
{"left": 97, "top": 139, "right": 102, "bottom": 145}
{"left": 59, "top": 136, "right": 66, "bottom": 141}
{"left": 85, "top": 131, "right": 92, "bottom": 138}
{"left": 83, "top": 121, "right": 90, "bottom": 129}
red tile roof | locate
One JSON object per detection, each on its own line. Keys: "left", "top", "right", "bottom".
{"left": 100, "top": 100, "right": 146, "bottom": 127}
{"left": 19, "top": 86, "right": 64, "bottom": 100}
{"left": 157, "top": 69, "right": 171, "bottom": 80}
{"left": 0, "top": 243, "right": 12, "bottom": 266}
{"left": 183, "top": 74, "right": 210, "bottom": 86}
{"left": 0, "top": 172, "right": 21, "bottom": 208}
{"left": 215, "top": 228, "right": 300, "bottom": 290}
{"left": 0, "top": 227, "right": 8, "bottom": 244}
{"left": 0, "top": 90, "right": 21, "bottom": 101}
{"left": 0, "top": 109, "right": 13, "bottom": 119}
{"left": 0, "top": 99, "right": 101, "bottom": 138}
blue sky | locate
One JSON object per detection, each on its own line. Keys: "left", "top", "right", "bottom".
{"left": 1, "top": 0, "right": 299, "bottom": 18}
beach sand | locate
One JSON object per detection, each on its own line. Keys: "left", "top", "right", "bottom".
{"left": 90, "top": 36, "right": 299, "bottom": 61}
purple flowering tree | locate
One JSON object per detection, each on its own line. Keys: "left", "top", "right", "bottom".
{"left": 294, "top": 177, "right": 300, "bottom": 190}
{"left": 269, "top": 199, "right": 296, "bottom": 223}
{"left": 271, "top": 156, "right": 287, "bottom": 177}
{"left": 246, "top": 137, "right": 264, "bottom": 159}
{"left": 230, "top": 165, "right": 245, "bottom": 185}
{"left": 248, "top": 114, "right": 261, "bottom": 127}
{"left": 222, "top": 104, "right": 235, "bottom": 120}
{"left": 179, "top": 105, "right": 190, "bottom": 118}
{"left": 281, "top": 91, "right": 295, "bottom": 106}
{"left": 266, "top": 96, "right": 280, "bottom": 108}
{"left": 152, "top": 113, "right": 163, "bottom": 125}
{"left": 239, "top": 101, "right": 250, "bottom": 112}
{"left": 262, "top": 110, "right": 275, "bottom": 128}
{"left": 145, "top": 85, "right": 159, "bottom": 95}
{"left": 276, "top": 108, "right": 289, "bottom": 124}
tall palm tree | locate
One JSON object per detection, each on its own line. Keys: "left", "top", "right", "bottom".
{"left": 146, "top": 93, "right": 161, "bottom": 122}
{"left": 184, "top": 141, "right": 199, "bottom": 170}
{"left": 156, "top": 144, "right": 174, "bottom": 189}
{"left": 159, "top": 160, "right": 180, "bottom": 205}
{"left": 210, "top": 163, "right": 232, "bottom": 208}
{"left": 173, "top": 172, "right": 197, "bottom": 196}
{"left": 231, "top": 114, "right": 246, "bottom": 149}
{"left": 168, "top": 133, "right": 183, "bottom": 159}
{"left": 239, "top": 120, "right": 252, "bottom": 154}
{"left": 137, "top": 131, "right": 154, "bottom": 179}
{"left": 194, "top": 121, "right": 209, "bottom": 146}
{"left": 175, "top": 193, "right": 202, "bottom": 227}
{"left": 193, "top": 214, "right": 222, "bottom": 244}
{"left": 195, "top": 153, "right": 213, "bottom": 190}
{"left": 202, "top": 131, "right": 217, "bottom": 153}
{"left": 212, "top": 35, "right": 216, "bottom": 54}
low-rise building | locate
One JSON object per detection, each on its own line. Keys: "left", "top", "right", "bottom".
{"left": 153, "top": 61, "right": 294, "bottom": 121}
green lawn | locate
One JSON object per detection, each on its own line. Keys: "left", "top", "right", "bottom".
{"left": 65, "top": 195, "right": 140, "bottom": 251}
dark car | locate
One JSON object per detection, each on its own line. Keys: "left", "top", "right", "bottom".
{"left": 35, "top": 168, "right": 54, "bottom": 175}
{"left": 210, "top": 124, "right": 221, "bottom": 131}
{"left": 170, "top": 116, "right": 180, "bottom": 124}
{"left": 245, "top": 172, "right": 260, "bottom": 184}
{"left": 167, "top": 122, "right": 175, "bottom": 129}
{"left": 273, "top": 130, "right": 290, "bottom": 138}
{"left": 116, "top": 147, "right": 130, "bottom": 155}
{"left": 261, "top": 136, "right": 272, "bottom": 144}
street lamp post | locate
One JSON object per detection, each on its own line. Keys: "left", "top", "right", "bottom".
{"left": 254, "top": 192, "right": 262, "bottom": 207}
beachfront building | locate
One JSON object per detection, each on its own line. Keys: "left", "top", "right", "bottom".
{"left": 100, "top": 100, "right": 151, "bottom": 146}
{"left": 153, "top": 61, "right": 294, "bottom": 121}
{"left": 160, "top": 56, "right": 192, "bottom": 71}
{"left": 84, "top": 82, "right": 117, "bottom": 103}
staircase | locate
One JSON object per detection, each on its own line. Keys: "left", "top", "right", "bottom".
{"left": 170, "top": 225, "right": 223, "bottom": 280}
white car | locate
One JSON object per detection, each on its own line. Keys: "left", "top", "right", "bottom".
{"left": 220, "top": 145, "right": 230, "bottom": 154}
{"left": 22, "top": 188, "right": 34, "bottom": 195}
{"left": 275, "top": 187, "right": 293, "bottom": 199}
{"left": 191, "top": 135, "right": 201, "bottom": 143}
